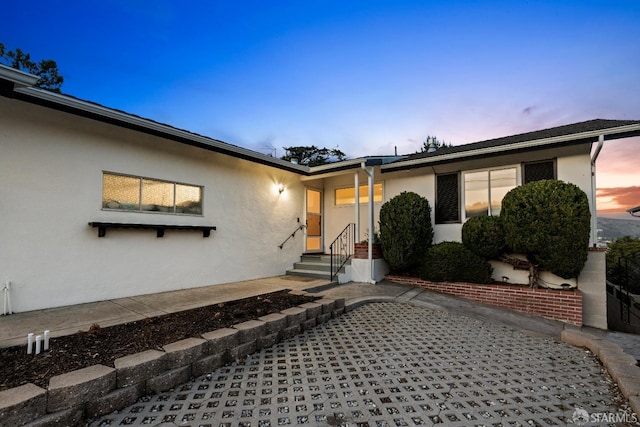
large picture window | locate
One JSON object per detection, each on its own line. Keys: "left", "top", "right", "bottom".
{"left": 464, "top": 168, "right": 516, "bottom": 218}
{"left": 335, "top": 183, "right": 383, "bottom": 206}
{"left": 102, "top": 172, "right": 203, "bottom": 215}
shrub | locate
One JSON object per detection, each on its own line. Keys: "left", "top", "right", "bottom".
{"left": 462, "top": 215, "right": 507, "bottom": 259}
{"left": 418, "top": 242, "right": 493, "bottom": 284}
{"left": 378, "top": 191, "right": 433, "bottom": 273}
{"left": 501, "top": 180, "right": 591, "bottom": 279}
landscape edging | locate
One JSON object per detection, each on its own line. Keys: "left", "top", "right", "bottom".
{"left": 0, "top": 293, "right": 345, "bottom": 427}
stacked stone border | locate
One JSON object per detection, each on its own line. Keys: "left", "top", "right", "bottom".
{"left": 386, "top": 275, "right": 583, "bottom": 326}
{"left": 0, "top": 292, "right": 345, "bottom": 427}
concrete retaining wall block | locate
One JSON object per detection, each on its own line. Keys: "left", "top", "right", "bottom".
{"left": 47, "top": 364, "right": 116, "bottom": 412}
{"left": 146, "top": 366, "right": 191, "bottom": 394}
{"left": 0, "top": 383, "right": 47, "bottom": 427}
{"left": 85, "top": 383, "right": 144, "bottom": 419}
{"left": 201, "top": 328, "right": 239, "bottom": 356}
{"left": 163, "top": 338, "right": 207, "bottom": 369}
{"left": 114, "top": 350, "right": 167, "bottom": 388}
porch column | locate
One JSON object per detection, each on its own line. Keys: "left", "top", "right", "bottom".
{"left": 354, "top": 172, "right": 360, "bottom": 242}
{"left": 367, "top": 166, "right": 375, "bottom": 282}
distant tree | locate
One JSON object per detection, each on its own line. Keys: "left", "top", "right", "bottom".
{"left": 0, "top": 43, "right": 63, "bottom": 93}
{"left": 281, "top": 146, "right": 346, "bottom": 166}
{"left": 420, "top": 135, "right": 451, "bottom": 153}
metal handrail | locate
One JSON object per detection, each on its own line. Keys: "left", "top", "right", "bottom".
{"left": 329, "top": 223, "right": 356, "bottom": 281}
{"left": 278, "top": 224, "right": 306, "bottom": 249}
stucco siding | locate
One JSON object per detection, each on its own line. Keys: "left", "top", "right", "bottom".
{"left": 0, "top": 98, "right": 303, "bottom": 312}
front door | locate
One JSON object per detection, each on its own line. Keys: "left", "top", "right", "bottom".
{"left": 305, "top": 188, "right": 323, "bottom": 252}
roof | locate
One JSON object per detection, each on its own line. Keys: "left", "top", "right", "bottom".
{"left": 2, "top": 64, "right": 639, "bottom": 177}
{"left": 382, "top": 119, "right": 640, "bottom": 173}
{"left": 629, "top": 206, "right": 640, "bottom": 217}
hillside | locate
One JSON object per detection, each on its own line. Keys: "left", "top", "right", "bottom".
{"left": 598, "top": 217, "right": 640, "bottom": 243}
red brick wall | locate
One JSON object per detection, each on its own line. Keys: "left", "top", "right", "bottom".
{"left": 354, "top": 243, "right": 383, "bottom": 259}
{"left": 386, "top": 275, "right": 583, "bottom": 325}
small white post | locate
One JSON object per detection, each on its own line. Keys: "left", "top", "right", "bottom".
{"left": 44, "top": 330, "right": 50, "bottom": 351}
{"left": 35, "top": 335, "right": 42, "bottom": 355}
{"left": 27, "top": 333, "right": 34, "bottom": 354}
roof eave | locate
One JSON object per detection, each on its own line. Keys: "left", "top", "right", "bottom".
{"left": 0, "top": 64, "right": 40, "bottom": 88}
{"left": 11, "top": 86, "right": 311, "bottom": 175}
{"left": 381, "top": 123, "right": 640, "bottom": 173}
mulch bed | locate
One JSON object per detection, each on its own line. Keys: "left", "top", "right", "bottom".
{"left": 0, "top": 290, "right": 318, "bottom": 391}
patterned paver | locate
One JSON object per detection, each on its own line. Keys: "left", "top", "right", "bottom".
{"left": 90, "top": 302, "right": 625, "bottom": 426}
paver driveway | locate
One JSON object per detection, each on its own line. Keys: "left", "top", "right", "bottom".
{"left": 91, "top": 302, "right": 625, "bottom": 426}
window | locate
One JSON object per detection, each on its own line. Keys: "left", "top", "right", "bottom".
{"left": 335, "top": 183, "right": 383, "bottom": 206}
{"left": 523, "top": 160, "right": 556, "bottom": 184}
{"left": 464, "top": 168, "right": 516, "bottom": 218}
{"left": 102, "top": 172, "right": 203, "bottom": 215}
{"left": 435, "top": 173, "right": 460, "bottom": 224}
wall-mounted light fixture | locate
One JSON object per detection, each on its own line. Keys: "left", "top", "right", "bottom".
{"left": 278, "top": 185, "right": 285, "bottom": 194}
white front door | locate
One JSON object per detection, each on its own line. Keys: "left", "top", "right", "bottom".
{"left": 305, "top": 188, "right": 323, "bottom": 252}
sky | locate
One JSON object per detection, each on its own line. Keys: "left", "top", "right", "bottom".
{"left": 2, "top": 0, "right": 639, "bottom": 217}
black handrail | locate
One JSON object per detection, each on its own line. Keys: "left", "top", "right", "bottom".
{"left": 278, "top": 224, "right": 306, "bottom": 249}
{"left": 329, "top": 223, "right": 356, "bottom": 281}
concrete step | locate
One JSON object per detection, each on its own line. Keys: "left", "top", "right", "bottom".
{"left": 285, "top": 268, "right": 331, "bottom": 280}
{"left": 293, "top": 261, "right": 332, "bottom": 272}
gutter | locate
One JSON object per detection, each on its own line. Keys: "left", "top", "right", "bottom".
{"left": 381, "top": 123, "right": 640, "bottom": 173}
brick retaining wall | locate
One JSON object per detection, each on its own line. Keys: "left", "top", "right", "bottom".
{"left": 386, "top": 275, "right": 583, "bottom": 326}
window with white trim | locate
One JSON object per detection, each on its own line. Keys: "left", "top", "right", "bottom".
{"left": 102, "top": 172, "right": 203, "bottom": 215}
{"left": 335, "top": 183, "right": 383, "bottom": 206}
{"left": 435, "top": 173, "right": 460, "bottom": 224}
{"left": 464, "top": 167, "right": 517, "bottom": 218}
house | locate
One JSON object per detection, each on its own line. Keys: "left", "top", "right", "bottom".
{"left": 1, "top": 64, "right": 639, "bottom": 329}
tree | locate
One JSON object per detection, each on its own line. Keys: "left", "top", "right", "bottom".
{"left": 420, "top": 135, "right": 451, "bottom": 153}
{"left": 280, "top": 146, "right": 346, "bottom": 166}
{"left": 501, "top": 180, "right": 591, "bottom": 282}
{"left": 0, "top": 43, "right": 63, "bottom": 93}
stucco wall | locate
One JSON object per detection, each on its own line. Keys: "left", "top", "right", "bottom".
{"left": 0, "top": 98, "right": 304, "bottom": 312}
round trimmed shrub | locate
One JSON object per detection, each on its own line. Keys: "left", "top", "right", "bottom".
{"left": 501, "top": 180, "right": 591, "bottom": 279}
{"left": 462, "top": 215, "right": 507, "bottom": 259}
{"left": 378, "top": 191, "right": 433, "bottom": 273}
{"left": 418, "top": 242, "right": 493, "bottom": 283}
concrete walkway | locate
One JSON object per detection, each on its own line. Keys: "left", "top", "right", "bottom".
{"left": 0, "top": 275, "right": 332, "bottom": 349}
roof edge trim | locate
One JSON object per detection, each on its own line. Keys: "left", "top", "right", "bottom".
{"left": 12, "top": 86, "right": 311, "bottom": 174}
{"left": 381, "top": 123, "right": 640, "bottom": 173}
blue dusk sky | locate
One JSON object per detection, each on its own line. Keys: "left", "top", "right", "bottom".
{"left": 2, "top": 0, "right": 639, "bottom": 216}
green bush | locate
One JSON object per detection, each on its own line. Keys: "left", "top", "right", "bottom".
{"left": 606, "top": 236, "right": 640, "bottom": 293}
{"left": 462, "top": 215, "right": 507, "bottom": 259}
{"left": 378, "top": 191, "right": 433, "bottom": 273}
{"left": 418, "top": 242, "right": 493, "bottom": 283}
{"left": 501, "top": 180, "right": 591, "bottom": 279}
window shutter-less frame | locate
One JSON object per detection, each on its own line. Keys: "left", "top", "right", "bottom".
{"left": 436, "top": 173, "right": 460, "bottom": 224}
{"left": 523, "top": 160, "right": 556, "bottom": 184}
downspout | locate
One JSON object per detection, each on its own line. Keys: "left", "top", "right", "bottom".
{"left": 360, "top": 162, "right": 375, "bottom": 284}
{"left": 590, "top": 135, "right": 605, "bottom": 247}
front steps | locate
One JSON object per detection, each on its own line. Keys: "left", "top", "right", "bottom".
{"left": 286, "top": 254, "right": 349, "bottom": 280}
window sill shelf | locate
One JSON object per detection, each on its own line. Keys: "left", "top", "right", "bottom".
{"left": 88, "top": 222, "right": 216, "bottom": 238}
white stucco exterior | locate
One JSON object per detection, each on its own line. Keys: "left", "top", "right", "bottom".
{"left": 0, "top": 97, "right": 305, "bottom": 312}
{"left": 2, "top": 65, "right": 637, "bottom": 321}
